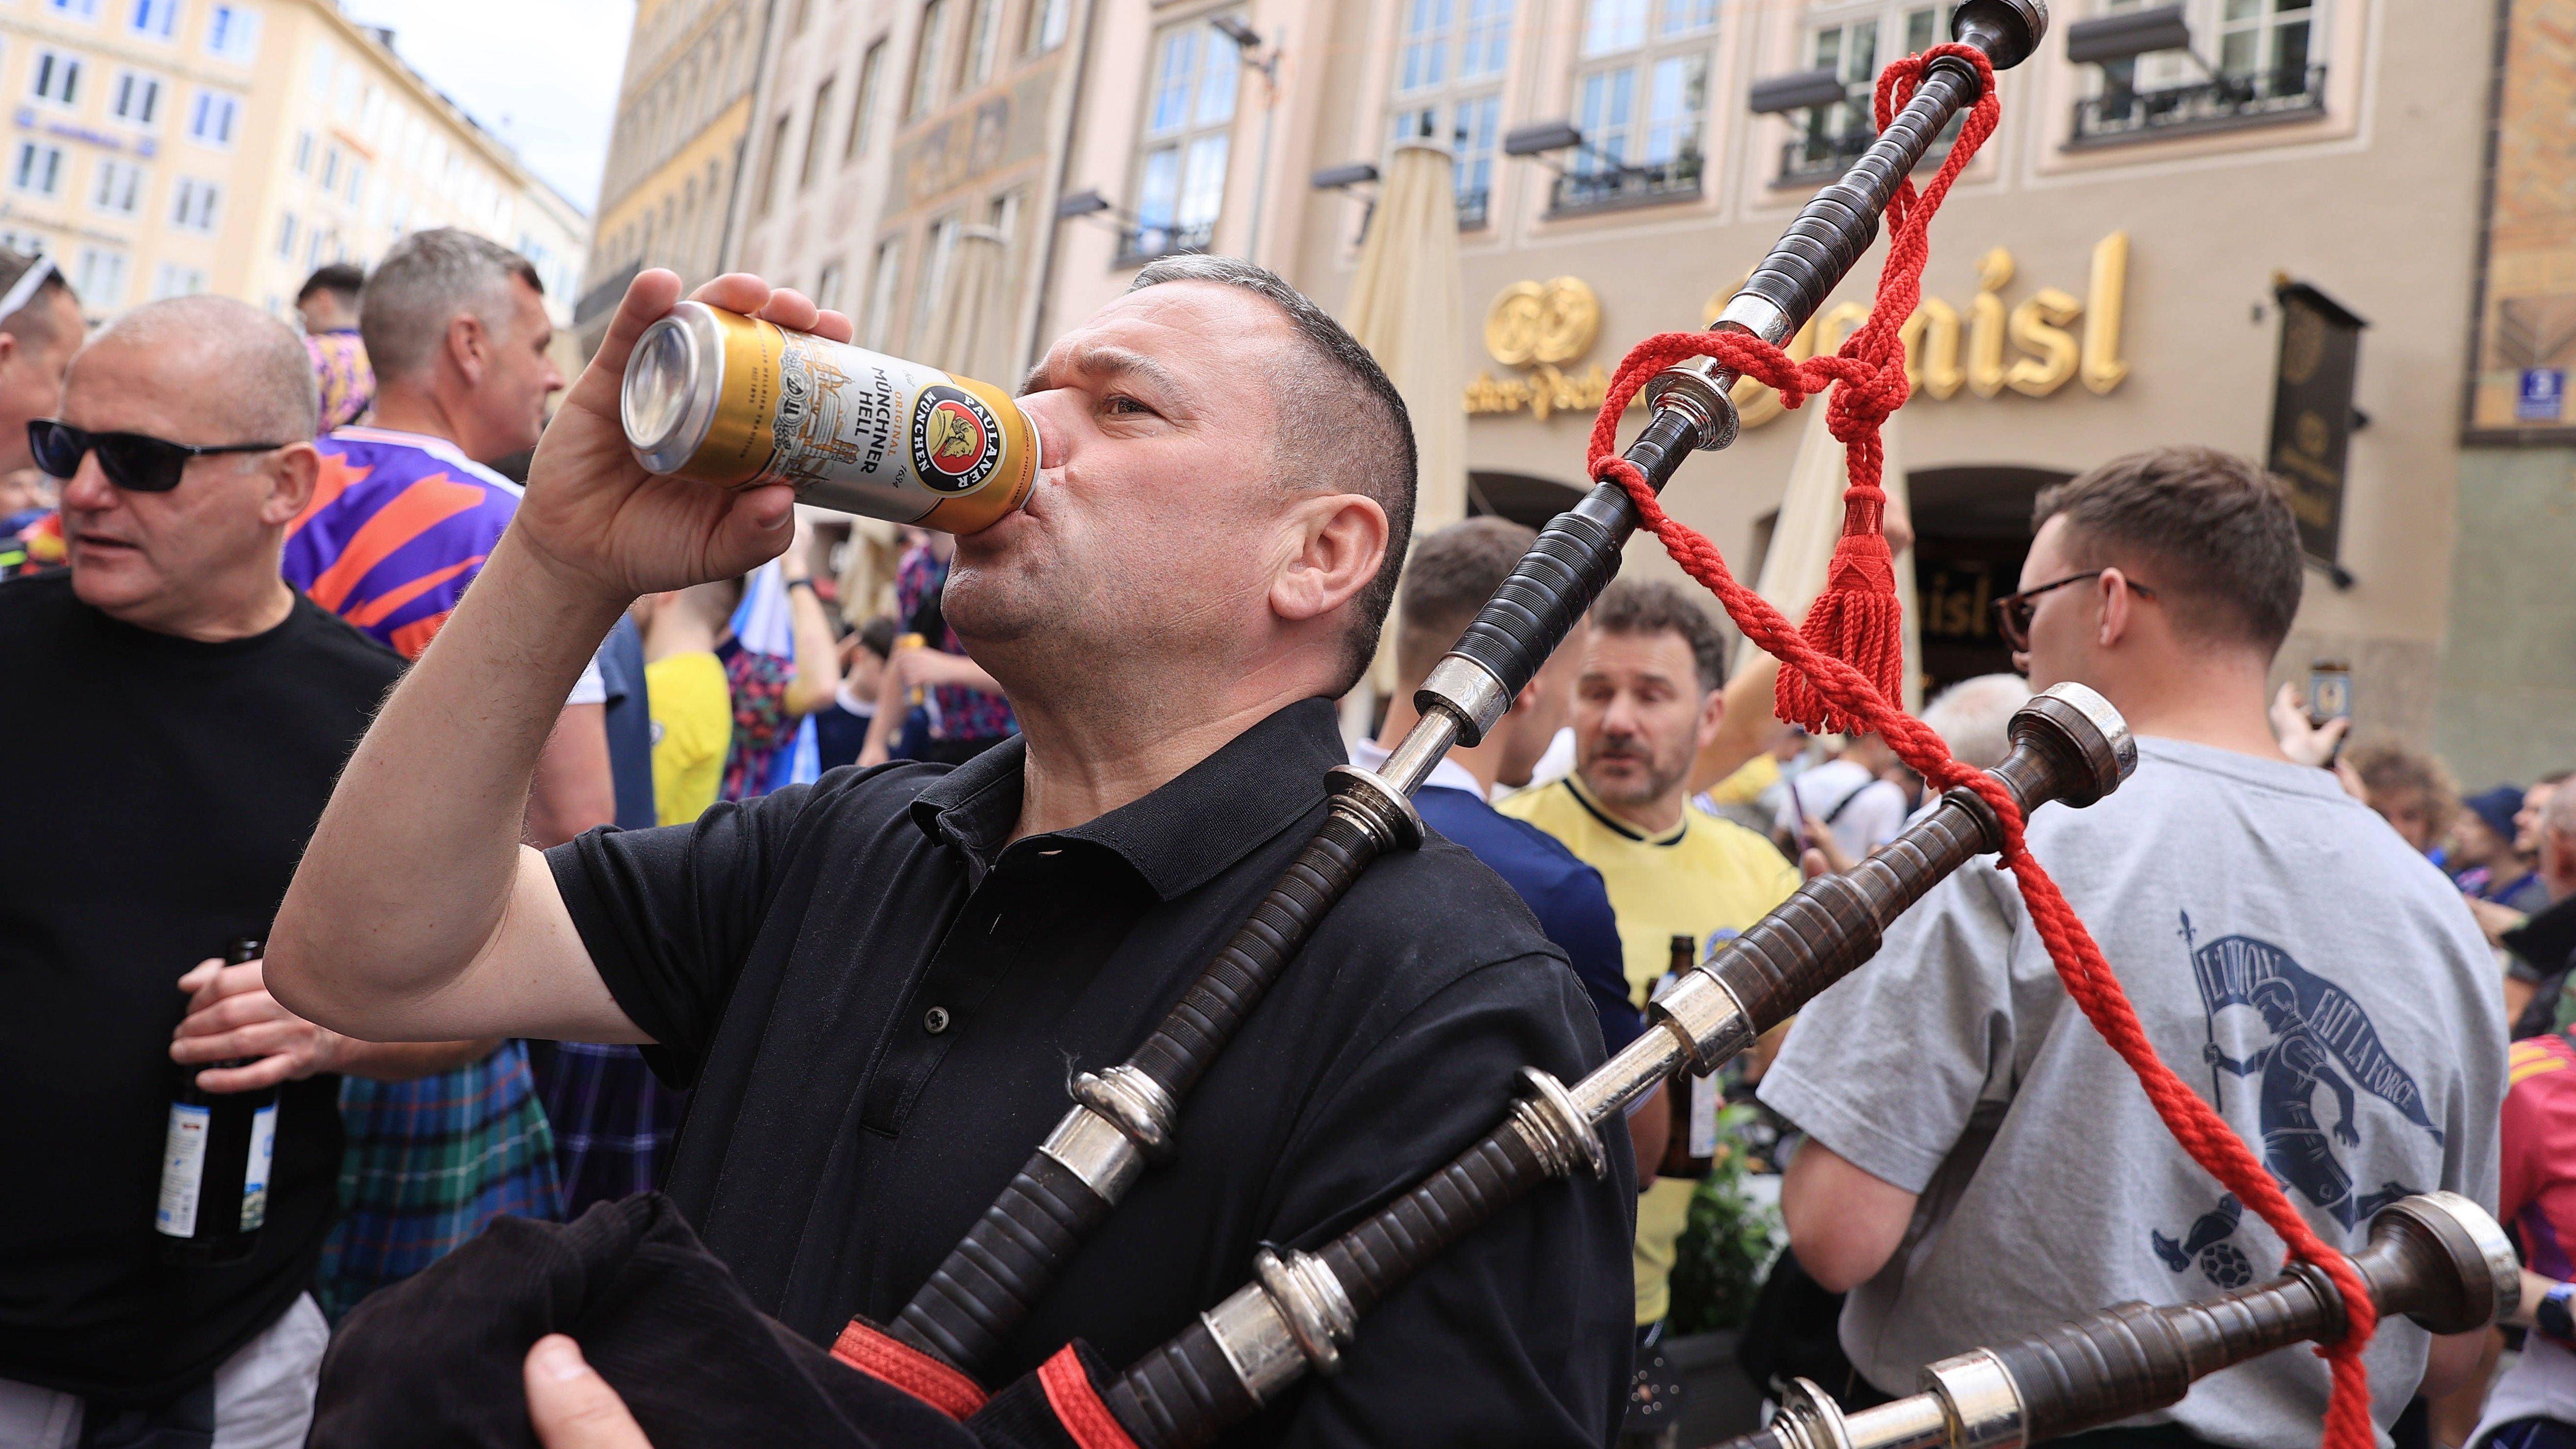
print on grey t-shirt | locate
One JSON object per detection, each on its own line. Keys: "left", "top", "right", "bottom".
{"left": 1758, "top": 737, "right": 2504, "bottom": 1445}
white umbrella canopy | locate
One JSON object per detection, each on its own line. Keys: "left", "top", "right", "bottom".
{"left": 1340, "top": 142, "right": 1468, "bottom": 704}
{"left": 1745, "top": 393, "right": 1923, "bottom": 713}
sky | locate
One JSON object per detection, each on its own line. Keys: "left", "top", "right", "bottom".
{"left": 343, "top": 0, "right": 638, "bottom": 214}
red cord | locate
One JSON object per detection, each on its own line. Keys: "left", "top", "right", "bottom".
{"left": 1587, "top": 44, "right": 2376, "bottom": 1447}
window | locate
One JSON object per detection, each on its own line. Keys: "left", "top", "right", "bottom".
{"left": 757, "top": 111, "right": 791, "bottom": 216}
{"left": 958, "top": 0, "right": 1000, "bottom": 90}
{"left": 46, "top": 0, "right": 100, "bottom": 20}
{"left": 275, "top": 210, "right": 296, "bottom": 258}
{"left": 32, "top": 52, "right": 83, "bottom": 108}
{"left": 188, "top": 90, "right": 240, "bottom": 145}
{"left": 346, "top": 160, "right": 364, "bottom": 205}
{"left": 1129, "top": 16, "right": 1239, "bottom": 261}
{"left": 1387, "top": 0, "right": 1514, "bottom": 224}
{"left": 293, "top": 130, "right": 313, "bottom": 174}
{"left": 204, "top": 4, "right": 258, "bottom": 62}
{"left": 800, "top": 78, "right": 835, "bottom": 191}
{"left": 1571, "top": 0, "right": 1715, "bottom": 179}
{"left": 1025, "top": 0, "right": 1069, "bottom": 53}
{"left": 320, "top": 147, "right": 341, "bottom": 193}
{"left": 846, "top": 40, "right": 885, "bottom": 160}
{"left": 1786, "top": 5, "right": 1950, "bottom": 179}
{"left": 907, "top": 0, "right": 949, "bottom": 119}
{"left": 91, "top": 158, "right": 143, "bottom": 215}
{"left": 170, "top": 176, "right": 218, "bottom": 230}
{"left": 150, "top": 262, "right": 205, "bottom": 299}
{"left": 129, "top": 0, "right": 177, "bottom": 39}
{"left": 0, "top": 229, "right": 49, "bottom": 257}
{"left": 12, "top": 143, "right": 64, "bottom": 197}
{"left": 911, "top": 215, "right": 959, "bottom": 349}
{"left": 2074, "top": 0, "right": 2324, "bottom": 144}
{"left": 111, "top": 71, "right": 163, "bottom": 125}
{"left": 863, "top": 237, "right": 903, "bottom": 350}
{"left": 815, "top": 258, "right": 845, "bottom": 313}
{"left": 74, "top": 248, "right": 126, "bottom": 309}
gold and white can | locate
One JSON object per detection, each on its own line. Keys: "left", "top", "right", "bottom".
{"left": 620, "top": 300, "right": 1040, "bottom": 534}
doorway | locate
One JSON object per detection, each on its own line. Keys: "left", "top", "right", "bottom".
{"left": 1908, "top": 466, "right": 2066, "bottom": 692}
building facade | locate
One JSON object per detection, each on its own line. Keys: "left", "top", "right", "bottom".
{"left": 0, "top": 0, "right": 583, "bottom": 328}
{"left": 573, "top": 0, "right": 768, "bottom": 355}
{"left": 697, "top": 0, "right": 2560, "bottom": 776}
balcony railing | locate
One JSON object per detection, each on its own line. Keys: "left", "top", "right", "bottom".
{"left": 2069, "top": 64, "right": 2328, "bottom": 147}
{"left": 1546, "top": 154, "right": 1702, "bottom": 218}
{"left": 1776, "top": 128, "right": 1878, "bottom": 186}
{"left": 1456, "top": 189, "right": 1489, "bottom": 231}
{"left": 1113, "top": 220, "right": 1215, "bottom": 268}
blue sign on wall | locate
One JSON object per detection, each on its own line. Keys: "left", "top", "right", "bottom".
{"left": 2520, "top": 367, "right": 2567, "bottom": 422}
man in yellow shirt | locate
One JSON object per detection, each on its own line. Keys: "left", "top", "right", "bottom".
{"left": 1499, "top": 578, "right": 1800, "bottom": 1353}
{"left": 635, "top": 579, "right": 737, "bottom": 826}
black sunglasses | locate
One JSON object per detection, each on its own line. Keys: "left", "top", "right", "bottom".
{"left": 29, "top": 419, "right": 289, "bottom": 494}
{"left": 1992, "top": 569, "right": 2159, "bottom": 651}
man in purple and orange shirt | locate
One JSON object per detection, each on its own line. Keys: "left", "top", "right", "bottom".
{"left": 278, "top": 229, "right": 603, "bottom": 1319}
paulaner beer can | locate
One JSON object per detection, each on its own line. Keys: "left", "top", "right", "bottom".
{"left": 620, "top": 301, "right": 1039, "bottom": 533}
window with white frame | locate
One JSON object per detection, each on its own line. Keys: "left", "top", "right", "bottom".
{"left": 1025, "top": 0, "right": 1069, "bottom": 54}
{"left": 91, "top": 158, "right": 144, "bottom": 216}
{"left": 150, "top": 262, "right": 205, "bottom": 300}
{"left": 12, "top": 143, "right": 64, "bottom": 197}
{"left": 345, "top": 160, "right": 364, "bottom": 206}
{"left": 0, "top": 229, "right": 47, "bottom": 257}
{"left": 756, "top": 111, "right": 791, "bottom": 216}
{"left": 129, "top": 0, "right": 178, "bottom": 40}
{"left": 1571, "top": 0, "right": 1717, "bottom": 184}
{"left": 46, "top": 0, "right": 100, "bottom": 21}
{"left": 111, "top": 71, "right": 162, "bottom": 126}
{"left": 846, "top": 40, "right": 885, "bottom": 160}
{"left": 31, "top": 51, "right": 83, "bottom": 108}
{"left": 1385, "top": 0, "right": 1513, "bottom": 224}
{"left": 170, "top": 176, "right": 218, "bottom": 231}
{"left": 276, "top": 210, "right": 296, "bottom": 258}
{"left": 188, "top": 90, "right": 240, "bottom": 146}
{"left": 911, "top": 214, "right": 959, "bottom": 349}
{"left": 204, "top": 3, "right": 258, "bottom": 62}
{"left": 907, "top": 0, "right": 949, "bottom": 120}
{"left": 815, "top": 258, "right": 845, "bottom": 314}
{"left": 320, "top": 146, "right": 341, "bottom": 193}
{"left": 74, "top": 247, "right": 125, "bottom": 309}
{"left": 293, "top": 130, "right": 313, "bottom": 174}
{"left": 958, "top": 0, "right": 1001, "bottom": 90}
{"left": 863, "top": 236, "right": 902, "bottom": 350}
{"left": 1130, "top": 16, "right": 1238, "bottom": 260}
{"left": 2090, "top": 0, "right": 2318, "bottom": 92}
{"left": 800, "top": 78, "right": 836, "bottom": 191}
{"left": 1789, "top": 4, "right": 1950, "bottom": 176}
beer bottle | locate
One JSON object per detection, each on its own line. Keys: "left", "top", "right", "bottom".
{"left": 156, "top": 937, "right": 280, "bottom": 1266}
{"left": 1658, "top": 933, "right": 1717, "bottom": 1180}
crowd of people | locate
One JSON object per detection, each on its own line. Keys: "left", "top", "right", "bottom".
{"left": 0, "top": 235, "right": 2565, "bottom": 1449}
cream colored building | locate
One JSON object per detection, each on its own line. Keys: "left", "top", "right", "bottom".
{"left": 0, "top": 0, "right": 583, "bottom": 329}
{"left": 573, "top": 0, "right": 767, "bottom": 355}
{"left": 720, "top": 0, "right": 2564, "bottom": 777}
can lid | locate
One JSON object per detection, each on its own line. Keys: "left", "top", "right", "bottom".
{"left": 622, "top": 305, "right": 721, "bottom": 474}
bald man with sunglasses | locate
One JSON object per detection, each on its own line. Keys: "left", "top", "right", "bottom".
{"left": 0, "top": 297, "right": 490, "bottom": 1447}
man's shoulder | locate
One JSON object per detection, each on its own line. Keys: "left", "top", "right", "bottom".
{"left": 1321, "top": 825, "right": 1569, "bottom": 1004}
{"left": 1419, "top": 787, "right": 1613, "bottom": 914}
{"left": 281, "top": 594, "right": 407, "bottom": 683}
{"left": 317, "top": 429, "right": 522, "bottom": 505}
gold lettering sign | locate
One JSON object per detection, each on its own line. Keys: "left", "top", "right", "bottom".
{"left": 1464, "top": 234, "right": 2131, "bottom": 419}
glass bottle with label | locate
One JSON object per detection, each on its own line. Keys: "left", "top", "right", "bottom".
{"left": 1657, "top": 933, "right": 1718, "bottom": 1180}
{"left": 156, "top": 937, "right": 279, "bottom": 1266}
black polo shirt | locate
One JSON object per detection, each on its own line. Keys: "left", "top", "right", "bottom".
{"left": 548, "top": 697, "right": 1635, "bottom": 1445}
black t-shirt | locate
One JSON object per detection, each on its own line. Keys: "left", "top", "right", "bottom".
{"left": 0, "top": 573, "right": 403, "bottom": 1403}
{"left": 548, "top": 697, "right": 1636, "bottom": 1446}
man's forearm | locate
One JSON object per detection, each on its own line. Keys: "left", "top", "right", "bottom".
{"left": 782, "top": 583, "right": 842, "bottom": 717}
{"left": 272, "top": 528, "right": 628, "bottom": 1030}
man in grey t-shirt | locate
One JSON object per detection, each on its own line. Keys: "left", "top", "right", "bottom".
{"left": 1760, "top": 447, "right": 2504, "bottom": 1446}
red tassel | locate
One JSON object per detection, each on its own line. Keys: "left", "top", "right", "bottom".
{"left": 1774, "top": 484, "right": 1905, "bottom": 734}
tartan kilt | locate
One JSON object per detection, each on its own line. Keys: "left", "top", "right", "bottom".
{"left": 315, "top": 1040, "right": 564, "bottom": 1320}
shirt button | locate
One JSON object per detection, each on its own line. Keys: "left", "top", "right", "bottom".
{"left": 924, "top": 1006, "right": 952, "bottom": 1035}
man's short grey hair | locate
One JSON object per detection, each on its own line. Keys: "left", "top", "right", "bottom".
{"left": 1919, "top": 673, "right": 2032, "bottom": 771}
{"left": 0, "top": 248, "right": 78, "bottom": 351}
{"left": 91, "top": 295, "right": 317, "bottom": 440}
{"left": 361, "top": 228, "right": 543, "bottom": 384}
{"left": 2544, "top": 778, "right": 2576, "bottom": 843}
{"left": 1126, "top": 254, "right": 1416, "bottom": 695}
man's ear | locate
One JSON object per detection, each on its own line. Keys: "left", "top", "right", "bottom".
{"left": 258, "top": 442, "right": 320, "bottom": 525}
{"left": 0, "top": 329, "right": 22, "bottom": 379}
{"left": 1695, "top": 682, "right": 1727, "bottom": 751}
{"left": 1269, "top": 492, "right": 1388, "bottom": 625}
{"left": 446, "top": 313, "right": 489, "bottom": 387}
{"left": 2096, "top": 566, "right": 2137, "bottom": 649}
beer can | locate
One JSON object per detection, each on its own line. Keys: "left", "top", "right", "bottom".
{"left": 620, "top": 300, "right": 1040, "bottom": 534}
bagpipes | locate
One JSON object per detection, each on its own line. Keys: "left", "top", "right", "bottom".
{"left": 1727, "top": 1192, "right": 2514, "bottom": 1449}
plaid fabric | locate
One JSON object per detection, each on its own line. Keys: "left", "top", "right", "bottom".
{"left": 719, "top": 647, "right": 793, "bottom": 802}
{"left": 895, "top": 544, "right": 1017, "bottom": 743}
{"left": 524, "top": 1040, "right": 691, "bottom": 1218}
{"left": 315, "top": 1040, "right": 564, "bottom": 1321}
